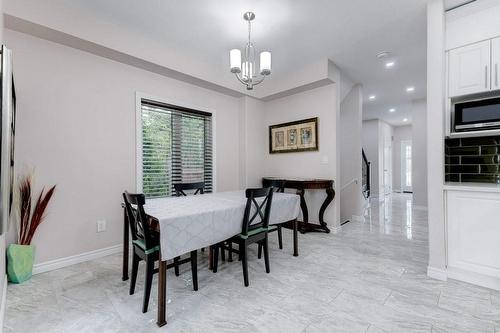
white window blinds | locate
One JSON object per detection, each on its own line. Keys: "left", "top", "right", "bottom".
{"left": 141, "top": 99, "right": 213, "bottom": 198}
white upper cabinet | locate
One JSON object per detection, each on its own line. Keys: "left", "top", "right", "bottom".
{"left": 448, "top": 40, "right": 491, "bottom": 98}
{"left": 492, "top": 37, "right": 500, "bottom": 91}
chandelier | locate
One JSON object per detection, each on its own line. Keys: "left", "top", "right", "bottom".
{"left": 229, "top": 12, "right": 271, "bottom": 90}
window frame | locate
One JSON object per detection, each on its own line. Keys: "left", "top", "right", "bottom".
{"left": 135, "top": 92, "right": 217, "bottom": 195}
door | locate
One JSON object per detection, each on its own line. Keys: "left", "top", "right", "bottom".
{"left": 401, "top": 140, "right": 412, "bottom": 193}
{"left": 492, "top": 37, "right": 500, "bottom": 91}
{"left": 448, "top": 40, "right": 491, "bottom": 97}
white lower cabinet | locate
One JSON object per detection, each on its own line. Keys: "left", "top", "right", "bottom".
{"left": 446, "top": 189, "right": 500, "bottom": 289}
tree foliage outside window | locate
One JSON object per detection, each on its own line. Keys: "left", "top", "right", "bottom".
{"left": 141, "top": 102, "right": 212, "bottom": 198}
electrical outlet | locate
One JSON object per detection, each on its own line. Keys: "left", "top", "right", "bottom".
{"left": 97, "top": 220, "right": 106, "bottom": 233}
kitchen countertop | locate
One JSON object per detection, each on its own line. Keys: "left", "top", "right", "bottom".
{"left": 444, "top": 182, "right": 500, "bottom": 193}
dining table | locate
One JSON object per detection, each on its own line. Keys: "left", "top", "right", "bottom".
{"left": 121, "top": 190, "right": 301, "bottom": 327}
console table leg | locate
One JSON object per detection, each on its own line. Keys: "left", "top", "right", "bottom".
{"left": 318, "top": 187, "right": 335, "bottom": 233}
{"left": 297, "top": 188, "right": 309, "bottom": 234}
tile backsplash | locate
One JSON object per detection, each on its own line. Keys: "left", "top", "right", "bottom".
{"left": 445, "top": 136, "right": 500, "bottom": 183}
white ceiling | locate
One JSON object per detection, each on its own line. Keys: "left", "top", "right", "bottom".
{"left": 33, "top": 0, "right": 432, "bottom": 126}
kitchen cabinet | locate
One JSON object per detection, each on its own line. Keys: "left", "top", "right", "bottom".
{"left": 492, "top": 37, "right": 500, "bottom": 91}
{"left": 446, "top": 187, "right": 500, "bottom": 289}
{"left": 448, "top": 40, "right": 491, "bottom": 97}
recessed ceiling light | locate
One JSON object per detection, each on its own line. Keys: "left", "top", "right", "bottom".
{"left": 369, "top": 95, "right": 376, "bottom": 100}
{"left": 403, "top": 118, "right": 408, "bottom": 122}
{"left": 385, "top": 61, "right": 395, "bottom": 68}
{"left": 406, "top": 86, "right": 415, "bottom": 92}
{"left": 389, "top": 108, "right": 396, "bottom": 113}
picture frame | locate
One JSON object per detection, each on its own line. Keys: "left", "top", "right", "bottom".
{"left": 269, "top": 117, "right": 318, "bottom": 154}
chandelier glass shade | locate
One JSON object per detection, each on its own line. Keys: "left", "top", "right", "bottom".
{"left": 229, "top": 12, "right": 271, "bottom": 90}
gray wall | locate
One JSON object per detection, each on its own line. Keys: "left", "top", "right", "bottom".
{"left": 340, "top": 85, "right": 364, "bottom": 222}
{"left": 5, "top": 29, "right": 242, "bottom": 264}
{"left": 263, "top": 85, "right": 339, "bottom": 230}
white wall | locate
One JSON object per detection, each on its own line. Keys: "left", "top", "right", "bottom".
{"left": 6, "top": 29, "right": 241, "bottom": 264}
{"left": 263, "top": 85, "right": 340, "bottom": 231}
{"left": 392, "top": 125, "right": 412, "bottom": 193}
{"left": 412, "top": 100, "right": 428, "bottom": 207}
{"left": 340, "top": 85, "right": 364, "bottom": 222}
{"left": 427, "top": 0, "right": 447, "bottom": 280}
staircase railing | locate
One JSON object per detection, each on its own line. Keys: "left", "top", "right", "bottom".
{"left": 362, "top": 149, "right": 370, "bottom": 199}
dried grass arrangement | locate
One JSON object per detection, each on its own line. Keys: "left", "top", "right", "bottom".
{"left": 17, "top": 174, "right": 56, "bottom": 245}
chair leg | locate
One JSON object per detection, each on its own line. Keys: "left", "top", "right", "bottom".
{"left": 212, "top": 244, "right": 219, "bottom": 273}
{"left": 174, "top": 256, "right": 180, "bottom": 276}
{"left": 129, "top": 253, "right": 139, "bottom": 295}
{"left": 228, "top": 242, "right": 233, "bottom": 262}
{"left": 263, "top": 236, "right": 270, "bottom": 274}
{"left": 277, "top": 226, "right": 283, "bottom": 250}
{"left": 258, "top": 243, "right": 262, "bottom": 259}
{"left": 221, "top": 243, "right": 226, "bottom": 262}
{"left": 190, "top": 250, "right": 198, "bottom": 291}
{"left": 142, "top": 258, "right": 154, "bottom": 313}
{"left": 241, "top": 243, "right": 249, "bottom": 287}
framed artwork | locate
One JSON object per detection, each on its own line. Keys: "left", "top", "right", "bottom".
{"left": 269, "top": 117, "right": 318, "bottom": 154}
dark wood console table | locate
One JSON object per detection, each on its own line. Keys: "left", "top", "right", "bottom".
{"left": 262, "top": 177, "right": 335, "bottom": 233}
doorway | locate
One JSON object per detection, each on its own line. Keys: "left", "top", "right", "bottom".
{"left": 401, "top": 140, "right": 412, "bottom": 193}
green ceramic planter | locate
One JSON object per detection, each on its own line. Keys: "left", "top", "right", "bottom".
{"left": 7, "top": 244, "right": 35, "bottom": 284}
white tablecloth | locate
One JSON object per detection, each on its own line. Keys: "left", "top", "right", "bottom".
{"left": 144, "top": 191, "right": 301, "bottom": 260}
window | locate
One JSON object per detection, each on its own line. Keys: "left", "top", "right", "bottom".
{"left": 139, "top": 99, "right": 213, "bottom": 198}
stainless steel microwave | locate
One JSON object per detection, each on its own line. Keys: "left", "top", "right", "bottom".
{"left": 453, "top": 96, "right": 500, "bottom": 132}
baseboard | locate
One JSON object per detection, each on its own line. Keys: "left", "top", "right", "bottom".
{"left": 447, "top": 267, "right": 500, "bottom": 291}
{"left": 330, "top": 225, "right": 342, "bottom": 234}
{"left": 427, "top": 265, "right": 448, "bottom": 281}
{"left": 0, "top": 275, "right": 7, "bottom": 333}
{"left": 33, "top": 244, "right": 122, "bottom": 275}
{"left": 351, "top": 215, "right": 364, "bottom": 222}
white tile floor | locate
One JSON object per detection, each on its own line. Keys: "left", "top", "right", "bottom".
{"left": 5, "top": 193, "right": 500, "bottom": 332}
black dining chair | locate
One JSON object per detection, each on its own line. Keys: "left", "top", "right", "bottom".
{"left": 173, "top": 182, "right": 206, "bottom": 272}
{"left": 123, "top": 191, "right": 198, "bottom": 313}
{"left": 257, "top": 180, "right": 285, "bottom": 257}
{"left": 212, "top": 188, "right": 273, "bottom": 287}
{"left": 174, "top": 182, "right": 205, "bottom": 196}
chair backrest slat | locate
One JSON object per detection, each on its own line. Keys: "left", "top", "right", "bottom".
{"left": 174, "top": 182, "right": 205, "bottom": 197}
{"left": 241, "top": 187, "right": 273, "bottom": 237}
{"left": 123, "top": 191, "right": 156, "bottom": 250}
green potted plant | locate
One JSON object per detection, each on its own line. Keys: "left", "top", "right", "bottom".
{"left": 7, "top": 174, "right": 56, "bottom": 283}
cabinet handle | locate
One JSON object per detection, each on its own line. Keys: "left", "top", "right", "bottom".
{"left": 496, "top": 63, "right": 498, "bottom": 88}
{"left": 485, "top": 65, "right": 489, "bottom": 88}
